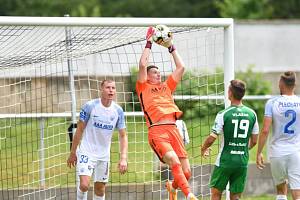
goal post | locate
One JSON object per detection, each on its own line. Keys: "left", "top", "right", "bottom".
{"left": 0, "top": 17, "right": 234, "bottom": 200}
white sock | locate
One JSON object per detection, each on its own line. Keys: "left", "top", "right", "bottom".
{"left": 94, "top": 194, "right": 105, "bottom": 200}
{"left": 77, "top": 188, "right": 88, "bottom": 200}
{"left": 276, "top": 195, "right": 287, "bottom": 200}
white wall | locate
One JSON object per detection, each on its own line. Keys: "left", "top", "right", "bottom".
{"left": 235, "top": 20, "right": 300, "bottom": 72}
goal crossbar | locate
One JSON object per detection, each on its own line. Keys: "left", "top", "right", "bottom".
{"left": 0, "top": 17, "right": 233, "bottom": 27}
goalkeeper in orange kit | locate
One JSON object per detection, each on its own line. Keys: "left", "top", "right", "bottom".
{"left": 136, "top": 25, "right": 198, "bottom": 200}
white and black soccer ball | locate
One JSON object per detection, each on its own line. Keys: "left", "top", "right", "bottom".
{"left": 152, "top": 24, "right": 172, "bottom": 45}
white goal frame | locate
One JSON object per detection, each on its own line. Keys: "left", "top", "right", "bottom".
{"left": 0, "top": 16, "right": 234, "bottom": 106}
{"left": 0, "top": 17, "right": 234, "bottom": 199}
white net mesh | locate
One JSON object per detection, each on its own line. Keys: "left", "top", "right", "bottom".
{"left": 0, "top": 21, "right": 228, "bottom": 200}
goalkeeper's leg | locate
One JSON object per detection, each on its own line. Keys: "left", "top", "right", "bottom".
{"left": 163, "top": 151, "right": 196, "bottom": 198}
{"left": 171, "top": 158, "right": 191, "bottom": 190}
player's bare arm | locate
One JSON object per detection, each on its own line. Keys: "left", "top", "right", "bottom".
{"left": 171, "top": 50, "right": 185, "bottom": 83}
{"left": 201, "top": 133, "right": 217, "bottom": 157}
{"left": 256, "top": 116, "right": 272, "bottom": 169}
{"left": 138, "top": 27, "right": 155, "bottom": 83}
{"left": 249, "top": 134, "right": 258, "bottom": 150}
{"left": 67, "top": 120, "right": 86, "bottom": 168}
{"left": 118, "top": 128, "right": 128, "bottom": 174}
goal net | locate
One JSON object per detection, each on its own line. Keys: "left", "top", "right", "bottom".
{"left": 0, "top": 17, "right": 234, "bottom": 200}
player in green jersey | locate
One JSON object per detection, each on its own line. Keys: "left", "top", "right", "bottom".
{"left": 201, "top": 79, "right": 259, "bottom": 200}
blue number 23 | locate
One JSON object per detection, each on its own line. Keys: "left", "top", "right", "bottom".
{"left": 284, "top": 110, "right": 296, "bottom": 134}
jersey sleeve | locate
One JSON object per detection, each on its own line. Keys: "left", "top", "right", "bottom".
{"left": 166, "top": 75, "right": 178, "bottom": 92}
{"left": 212, "top": 112, "right": 224, "bottom": 135}
{"left": 136, "top": 80, "right": 147, "bottom": 95}
{"left": 264, "top": 99, "right": 273, "bottom": 117}
{"left": 79, "top": 101, "right": 93, "bottom": 123}
{"left": 252, "top": 113, "right": 259, "bottom": 135}
{"left": 116, "top": 106, "right": 126, "bottom": 130}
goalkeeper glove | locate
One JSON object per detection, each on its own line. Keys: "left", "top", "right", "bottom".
{"left": 145, "top": 26, "right": 156, "bottom": 49}
{"left": 156, "top": 32, "right": 176, "bottom": 53}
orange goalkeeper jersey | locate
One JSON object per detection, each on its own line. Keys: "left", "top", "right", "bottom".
{"left": 136, "top": 75, "right": 182, "bottom": 127}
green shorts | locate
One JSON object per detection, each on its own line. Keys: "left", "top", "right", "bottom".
{"left": 210, "top": 165, "right": 248, "bottom": 194}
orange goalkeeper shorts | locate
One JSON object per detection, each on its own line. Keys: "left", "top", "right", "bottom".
{"left": 148, "top": 124, "right": 188, "bottom": 163}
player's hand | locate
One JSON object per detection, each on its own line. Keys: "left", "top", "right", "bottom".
{"left": 160, "top": 34, "right": 173, "bottom": 49}
{"left": 67, "top": 152, "right": 77, "bottom": 168}
{"left": 146, "top": 26, "right": 156, "bottom": 42}
{"left": 118, "top": 158, "right": 128, "bottom": 175}
{"left": 159, "top": 35, "right": 175, "bottom": 53}
{"left": 256, "top": 153, "right": 265, "bottom": 170}
{"left": 201, "top": 147, "right": 211, "bottom": 158}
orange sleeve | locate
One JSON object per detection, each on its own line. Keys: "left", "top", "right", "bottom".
{"left": 166, "top": 75, "right": 178, "bottom": 92}
{"left": 136, "top": 80, "right": 147, "bottom": 95}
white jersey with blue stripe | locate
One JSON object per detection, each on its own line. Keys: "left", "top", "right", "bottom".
{"left": 265, "top": 95, "right": 300, "bottom": 157}
{"left": 78, "top": 99, "right": 126, "bottom": 161}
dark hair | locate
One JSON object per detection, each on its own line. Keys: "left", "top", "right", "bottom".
{"left": 146, "top": 65, "right": 158, "bottom": 73}
{"left": 100, "top": 79, "right": 115, "bottom": 88}
{"left": 280, "top": 71, "right": 296, "bottom": 87}
{"left": 230, "top": 79, "right": 246, "bottom": 100}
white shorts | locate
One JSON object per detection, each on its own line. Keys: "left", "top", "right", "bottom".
{"left": 76, "top": 151, "right": 110, "bottom": 183}
{"left": 270, "top": 152, "right": 300, "bottom": 189}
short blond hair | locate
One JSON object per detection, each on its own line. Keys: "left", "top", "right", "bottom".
{"left": 100, "top": 79, "right": 115, "bottom": 88}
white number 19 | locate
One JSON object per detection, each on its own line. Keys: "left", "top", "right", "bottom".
{"left": 232, "top": 119, "right": 249, "bottom": 138}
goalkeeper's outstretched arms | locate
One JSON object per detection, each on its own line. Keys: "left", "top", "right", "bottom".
{"left": 170, "top": 45, "right": 185, "bottom": 83}
{"left": 138, "top": 26, "right": 155, "bottom": 83}
{"left": 154, "top": 26, "right": 185, "bottom": 83}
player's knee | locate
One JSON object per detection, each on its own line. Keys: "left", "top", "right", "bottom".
{"left": 230, "top": 192, "right": 241, "bottom": 200}
{"left": 164, "top": 151, "right": 180, "bottom": 166}
{"left": 79, "top": 183, "right": 89, "bottom": 192}
{"left": 94, "top": 183, "right": 105, "bottom": 196}
{"left": 170, "top": 162, "right": 182, "bottom": 174}
{"left": 211, "top": 188, "right": 222, "bottom": 200}
{"left": 183, "top": 170, "right": 191, "bottom": 181}
{"left": 94, "top": 190, "right": 105, "bottom": 197}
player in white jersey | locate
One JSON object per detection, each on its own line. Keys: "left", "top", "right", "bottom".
{"left": 176, "top": 119, "right": 190, "bottom": 145}
{"left": 256, "top": 71, "right": 300, "bottom": 200}
{"left": 67, "top": 80, "right": 128, "bottom": 200}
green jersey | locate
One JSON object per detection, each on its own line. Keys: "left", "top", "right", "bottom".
{"left": 212, "top": 105, "right": 259, "bottom": 168}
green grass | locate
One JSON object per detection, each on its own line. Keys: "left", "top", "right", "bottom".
{"left": 0, "top": 116, "right": 267, "bottom": 192}
{"left": 0, "top": 116, "right": 215, "bottom": 188}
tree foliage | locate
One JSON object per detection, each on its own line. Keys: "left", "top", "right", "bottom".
{"left": 0, "top": 0, "right": 300, "bottom": 19}
{"left": 216, "top": 0, "right": 300, "bottom": 19}
{"left": 236, "top": 66, "right": 272, "bottom": 121}
{"left": 215, "top": 0, "right": 273, "bottom": 19}
{"left": 0, "top": 0, "right": 101, "bottom": 17}
{"left": 99, "top": 0, "right": 219, "bottom": 17}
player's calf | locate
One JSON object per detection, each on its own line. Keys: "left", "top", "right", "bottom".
{"left": 165, "top": 180, "right": 177, "bottom": 200}
{"left": 184, "top": 170, "right": 191, "bottom": 181}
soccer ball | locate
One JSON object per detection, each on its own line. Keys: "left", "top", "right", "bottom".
{"left": 152, "top": 25, "right": 172, "bottom": 45}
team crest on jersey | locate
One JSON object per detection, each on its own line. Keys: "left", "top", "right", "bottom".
{"left": 110, "top": 116, "right": 115, "bottom": 121}
{"left": 151, "top": 86, "right": 166, "bottom": 93}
